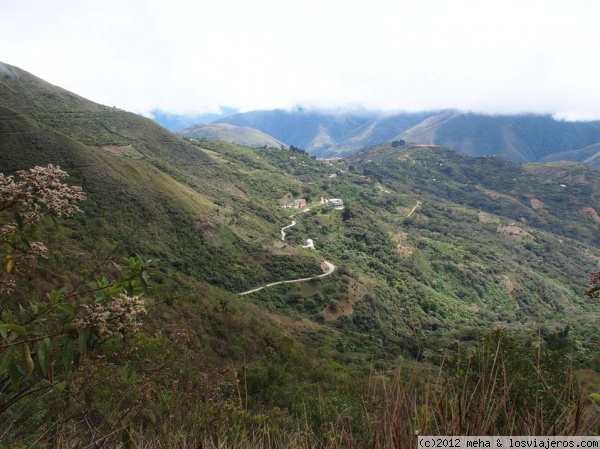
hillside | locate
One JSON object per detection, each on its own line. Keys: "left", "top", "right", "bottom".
{"left": 213, "top": 107, "right": 376, "bottom": 154}
{"left": 541, "top": 143, "right": 600, "bottom": 168}
{"left": 398, "top": 111, "right": 600, "bottom": 162}
{"left": 176, "top": 122, "right": 285, "bottom": 148}
{"left": 0, "top": 62, "right": 327, "bottom": 294}
{"left": 2, "top": 62, "right": 600, "bottom": 446}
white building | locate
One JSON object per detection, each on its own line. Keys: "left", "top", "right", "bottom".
{"left": 326, "top": 198, "right": 344, "bottom": 209}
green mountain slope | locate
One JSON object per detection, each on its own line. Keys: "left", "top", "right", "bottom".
{"left": 211, "top": 107, "right": 600, "bottom": 164}
{"left": 176, "top": 122, "right": 285, "bottom": 148}
{"left": 2, "top": 61, "right": 599, "bottom": 361}
{"left": 541, "top": 143, "right": 600, "bottom": 168}
{"left": 215, "top": 108, "right": 433, "bottom": 157}
{"left": 0, "top": 62, "right": 323, "bottom": 292}
{"left": 2, "top": 62, "right": 600, "bottom": 445}
{"left": 398, "top": 112, "right": 600, "bottom": 162}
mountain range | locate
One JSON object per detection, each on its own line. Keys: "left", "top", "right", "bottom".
{"left": 173, "top": 108, "right": 600, "bottom": 167}
{"left": 1, "top": 60, "right": 600, "bottom": 445}
{"left": 2, "top": 59, "right": 599, "bottom": 358}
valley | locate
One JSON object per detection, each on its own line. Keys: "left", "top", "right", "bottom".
{"left": 1, "top": 61, "right": 600, "bottom": 447}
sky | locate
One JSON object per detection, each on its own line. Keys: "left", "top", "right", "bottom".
{"left": 1, "top": 0, "right": 600, "bottom": 120}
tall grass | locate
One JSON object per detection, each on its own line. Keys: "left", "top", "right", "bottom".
{"left": 6, "top": 330, "right": 600, "bottom": 448}
{"left": 370, "top": 331, "right": 600, "bottom": 449}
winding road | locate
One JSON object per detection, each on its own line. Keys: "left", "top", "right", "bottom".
{"left": 238, "top": 261, "right": 336, "bottom": 296}
{"left": 280, "top": 220, "right": 297, "bottom": 241}
{"left": 238, "top": 211, "right": 336, "bottom": 296}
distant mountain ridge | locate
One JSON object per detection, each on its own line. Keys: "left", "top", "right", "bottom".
{"left": 150, "top": 107, "right": 239, "bottom": 131}
{"left": 195, "top": 108, "right": 600, "bottom": 165}
{"left": 212, "top": 108, "right": 432, "bottom": 157}
{"left": 396, "top": 111, "right": 600, "bottom": 163}
{"left": 176, "top": 122, "right": 285, "bottom": 148}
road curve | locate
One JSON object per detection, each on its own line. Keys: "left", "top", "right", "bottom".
{"left": 238, "top": 261, "right": 336, "bottom": 296}
{"left": 280, "top": 220, "right": 297, "bottom": 241}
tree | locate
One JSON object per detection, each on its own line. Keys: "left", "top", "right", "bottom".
{"left": 0, "top": 165, "right": 150, "bottom": 415}
{"left": 342, "top": 203, "right": 352, "bottom": 221}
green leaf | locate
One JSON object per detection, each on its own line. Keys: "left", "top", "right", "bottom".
{"left": 57, "top": 303, "right": 75, "bottom": 318}
{"left": 78, "top": 328, "right": 92, "bottom": 354}
{"left": 8, "top": 359, "right": 21, "bottom": 390}
{"left": 589, "top": 393, "right": 600, "bottom": 402}
{"left": 62, "top": 339, "right": 75, "bottom": 372}
{"left": 18, "top": 304, "right": 27, "bottom": 320}
{"left": 37, "top": 337, "right": 51, "bottom": 377}
{"left": 0, "top": 325, "right": 7, "bottom": 340}
{"left": 61, "top": 322, "right": 78, "bottom": 333}
{"left": 125, "top": 281, "right": 134, "bottom": 296}
{"left": 0, "top": 346, "right": 14, "bottom": 373}
{"left": 47, "top": 290, "right": 64, "bottom": 306}
{"left": 0, "top": 323, "right": 28, "bottom": 337}
{"left": 138, "top": 275, "right": 148, "bottom": 295}
{"left": 21, "top": 343, "right": 33, "bottom": 374}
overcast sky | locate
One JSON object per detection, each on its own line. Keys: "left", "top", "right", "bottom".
{"left": 1, "top": 0, "right": 600, "bottom": 120}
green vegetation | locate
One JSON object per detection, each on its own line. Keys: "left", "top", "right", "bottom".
{"left": 1, "top": 63, "right": 600, "bottom": 446}
{"left": 176, "top": 123, "right": 285, "bottom": 149}
{"left": 203, "top": 108, "right": 600, "bottom": 163}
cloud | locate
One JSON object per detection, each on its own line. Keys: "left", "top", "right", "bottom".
{"left": 2, "top": 0, "right": 600, "bottom": 119}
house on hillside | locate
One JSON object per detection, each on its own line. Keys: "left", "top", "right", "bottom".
{"left": 327, "top": 198, "right": 344, "bottom": 210}
{"left": 283, "top": 198, "right": 307, "bottom": 209}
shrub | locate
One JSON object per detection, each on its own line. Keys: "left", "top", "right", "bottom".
{"left": 0, "top": 165, "right": 151, "bottom": 424}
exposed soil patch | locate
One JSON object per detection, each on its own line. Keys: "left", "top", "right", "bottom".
{"left": 322, "top": 302, "right": 354, "bottom": 321}
{"left": 530, "top": 198, "right": 545, "bottom": 209}
{"left": 497, "top": 224, "right": 533, "bottom": 240}
{"left": 394, "top": 231, "right": 415, "bottom": 257}
{"left": 347, "top": 278, "right": 367, "bottom": 301}
{"left": 321, "top": 278, "right": 367, "bottom": 322}
{"left": 581, "top": 207, "right": 600, "bottom": 224}
{"left": 194, "top": 220, "right": 216, "bottom": 232}
{"left": 477, "top": 186, "right": 530, "bottom": 210}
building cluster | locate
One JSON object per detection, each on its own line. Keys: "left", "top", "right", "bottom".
{"left": 283, "top": 198, "right": 307, "bottom": 209}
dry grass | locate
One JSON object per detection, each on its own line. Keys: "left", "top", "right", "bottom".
{"left": 8, "top": 333, "right": 600, "bottom": 449}
{"left": 369, "top": 336, "right": 600, "bottom": 449}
